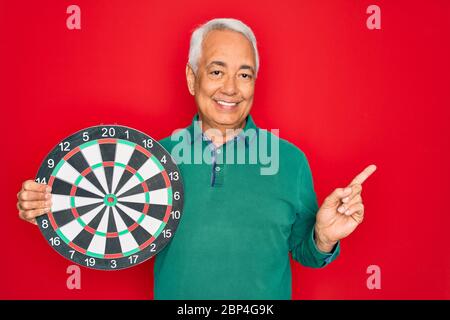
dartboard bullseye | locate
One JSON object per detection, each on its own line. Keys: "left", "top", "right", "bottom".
{"left": 35, "top": 125, "right": 184, "bottom": 270}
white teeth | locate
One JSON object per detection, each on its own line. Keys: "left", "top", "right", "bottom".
{"left": 217, "top": 100, "right": 237, "bottom": 107}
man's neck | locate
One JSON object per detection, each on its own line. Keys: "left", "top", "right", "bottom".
{"left": 198, "top": 116, "right": 247, "bottom": 147}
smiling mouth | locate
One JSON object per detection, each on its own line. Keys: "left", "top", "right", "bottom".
{"left": 214, "top": 99, "right": 242, "bottom": 108}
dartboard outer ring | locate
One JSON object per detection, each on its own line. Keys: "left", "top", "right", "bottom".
{"left": 35, "top": 125, "right": 184, "bottom": 270}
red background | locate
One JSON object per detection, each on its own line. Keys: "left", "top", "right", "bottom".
{"left": 1, "top": 0, "right": 449, "bottom": 299}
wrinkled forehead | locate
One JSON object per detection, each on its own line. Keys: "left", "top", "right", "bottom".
{"left": 200, "top": 29, "right": 256, "bottom": 69}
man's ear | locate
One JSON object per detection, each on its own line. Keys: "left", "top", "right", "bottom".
{"left": 186, "top": 64, "right": 196, "bottom": 96}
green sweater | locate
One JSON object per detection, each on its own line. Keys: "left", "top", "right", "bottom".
{"left": 154, "top": 115, "right": 340, "bottom": 299}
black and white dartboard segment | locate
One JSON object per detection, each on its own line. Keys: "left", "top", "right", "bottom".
{"left": 36, "top": 125, "right": 184, "bottom": 270}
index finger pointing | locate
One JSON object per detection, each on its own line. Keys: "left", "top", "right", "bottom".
{"left": 350, "top": 164, "right": 377, "bottom": 186}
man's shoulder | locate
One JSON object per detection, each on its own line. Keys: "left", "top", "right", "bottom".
{"left": 158, "top": 134, "right": 182, "bottom": 152}
{"left": 157, "top": 121, "right": 192, "bottom": 152}
{"left": 158, "top": 135, "right": 174, "bottom": 149}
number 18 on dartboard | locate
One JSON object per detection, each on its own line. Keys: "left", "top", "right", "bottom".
{"left": 35, "top": 125, "right": 184, "bottom": 270}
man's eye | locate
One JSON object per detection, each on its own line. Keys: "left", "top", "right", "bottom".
{"left": 240, "top": 73, "right": 252, "bottom": 79}
{"left": 210, "top": 71, "right": 222, "bottom": 76}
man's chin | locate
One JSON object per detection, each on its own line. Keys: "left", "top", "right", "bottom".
{"left": 199, "top": 105, "right": 248, "bottom": 129}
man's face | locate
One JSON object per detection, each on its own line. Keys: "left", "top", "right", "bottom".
{"left": 186, "top": 29, "right": 256, "bottom": 131}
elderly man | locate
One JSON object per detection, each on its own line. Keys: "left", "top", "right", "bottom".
{"left": 16, "top": 18, "right": 376, "bottom": 299}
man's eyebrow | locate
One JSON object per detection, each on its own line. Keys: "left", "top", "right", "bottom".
{"left": 207, "top": 61, "right": 255, "bottom": 73}
{"left": 207, "top": 61, "right": 227, "bottom": 68}
{"left": 239, "top": 65, "right": 255, "bottom": 73}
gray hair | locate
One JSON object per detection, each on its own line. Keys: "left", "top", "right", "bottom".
{"left": 188, "top": 18, "right": 260, "bottom": 77}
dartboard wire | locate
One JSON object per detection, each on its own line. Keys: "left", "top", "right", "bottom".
{"left": 96, "top": 206, "right": 111, "bottom": 235}
{"left": 115, "top": 155, "right": 164, "bottom": 198}
{"left": 51, "top": 192, "right": 118, "bottom": 258}
{"left": 57, "top": 145, "right": 108, "bottom": 197}
{"left": 88, "top": 160, "right": 152, "bottom": 215}
{"left": 111, "top": 187, "right": 161, "bottom": 254}
{"left": 116, "top": 202, "right": 168, "bottom": 237}
{"left": 50, "top": 170, "right": 150, "bottom": 259}
{"left": 68, "top": 144, "right": 112, "bottom": 196}
{"left": 70, "top": 206, "right": 111, "bottom": 259}
{"left": 49, "top": 147, "right": 109, "bottom": 205}
{"left": 116, "top": 168, "right": 172, "bottom": 223}
{"left": 118, "top": 201, "right": 172, "bottom": 225}
{"left": 117, "top": 170, "right": 172, "bottom": 205}
{"left": 103, "top": 141, "right": 119, "bottom": 194}
{"left": 110, "top": 206, "right": 128, "bottom": 235}
{"left": 83, "top": 206, "right": 112, "bottom": 259}
{"left": 66, "top": 196, "right": 127, "bottom": 239}
{"left": 110, "top": 207, "right": 161, "bottom": 256}
{"left": 49, "top": 146, "right": 144, "bottom": 239}
{"left": 114, "top": 206, "right": 160, "bottom": 253}
{"left": 87, "top": 140, "right": 114, "bottom": 194}
{"left": 111, "top": 141, "right": 149, "bottom": 195}
{"left": 110, "top": 206, "right": 141, "bottom": 254}
{"left": 111, "top": 139, "right": 136, "bottom": 195}
{"left": 113, "top": 143, "right": 159, "bottom": 197}
{"left": 79, "top": 141, "right": 110, "bottom": 195}
{"left": 86, "top": 231, "right": 107, "bottom": 258}
{"left": 97, "top": 139, "right": 117, "bottom": 194}
{"left": 48, "top": 160, "right": 113, "bottom": 241}
{"left": 55, "top": 203, "right": 106, "bottom": 247}
{"left": 48, "top": 201, "right": 105, "bottom": 232}
{"left": 49, "top": 194, "right": 103, "bottom": 217}
{"left": 116, "top": 189, "right": 171, "bottom": 213}
{"left": 51, "top": 178, "right": 171, "bottom": 245}
{"left": 49, "top": 160, "right": 105, "bottom": 198}
{"left": 109, "top": 178, "right": 172, "bottom": 252}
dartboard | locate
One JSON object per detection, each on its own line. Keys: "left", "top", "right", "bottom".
{"left": 35, "top": 125, "right": 184, "bottom": 270}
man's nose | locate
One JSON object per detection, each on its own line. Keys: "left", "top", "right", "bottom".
{"left": 221, "top": 75, "right": 238, "bottom": 96}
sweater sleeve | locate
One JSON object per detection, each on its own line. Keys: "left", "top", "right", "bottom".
{"left": 288, "top": 152, "right": 340, "bottom": 268}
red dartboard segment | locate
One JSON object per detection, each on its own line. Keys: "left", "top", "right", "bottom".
{"left": 127, "top": 223, "right": 140, "bottom": 233}
{"left": 98, "top": 138, "right": 117, "bottom": 145}
{"left": 104, "top": 253, "right": 123, "bottom": 259}
{"left": 84, "top": 225, "right": 97, "bottom": 235}
{"left": 125, "top": 165, "right": 137, "bottom": 175}
{"left": 35, "top": 125, "right": 184, "bottom": 270}
{"left": 135, "top": 144, "right": 151, "bottom": 157}
{"left": 48, "top": 175, "right": 56, "bottom": 187}
{"left": 70, "top": 185, "right": 77, "bottom": 196}
{"left": 163, "top": 205, "right": 172, "bottom": 223}
{"left": 81, "top": 167, "right": 92, "bottom": 176}
{"left": 141, "top": 181, "right": 149, "bottom": 192}
{"left": 47, "top": 212, "right": 58, "bottom": 230}
{"left": 139, "top": 236, "right": 156, "bottom": 251}
{"left": 70, "top": 207, "right": 79, "bottom": 218}
{"left": 161, "top": 170, "right": 171, "bottom": 187}
{"left": 143, "top": 203, "right": 149, "bottom": 215}
{"left": 106, "top": 232, "right": 118, "bottom": 238}
{"left": 69, "top": 242, "right": 87, "bottom": 255}
{"left": 63, "top": 146, "right": 81, "bottom": 161}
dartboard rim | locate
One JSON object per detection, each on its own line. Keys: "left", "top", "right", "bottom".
{"left": 35, "top": 124, "right": 184, "bottom": 271}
